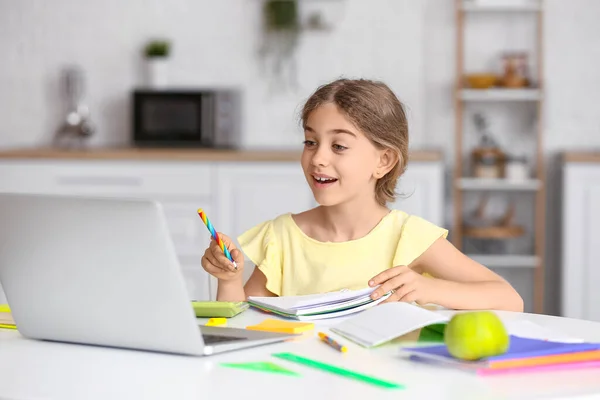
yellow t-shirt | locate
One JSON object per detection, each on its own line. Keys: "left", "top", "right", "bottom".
{"left": 237, "top": 210, "right": 448, "bottom": 297}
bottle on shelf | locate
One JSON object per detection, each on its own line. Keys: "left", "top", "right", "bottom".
{"left": 471, "top": 113, "right": 507, "bottom": 179}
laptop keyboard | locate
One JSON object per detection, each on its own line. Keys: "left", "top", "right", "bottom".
{"left": 201, "top": 333, "right": 246, "bottom": 345}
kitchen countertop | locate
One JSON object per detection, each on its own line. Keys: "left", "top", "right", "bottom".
{"left": 0, "top": 147, "right": 443, "bottom": 162}
{"left": 563, "top": 151, "right": 600, "bottom": 163}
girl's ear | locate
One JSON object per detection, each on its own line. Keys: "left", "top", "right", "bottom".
{"left": 375, "top": 149, "right": 399, "bottom": 178}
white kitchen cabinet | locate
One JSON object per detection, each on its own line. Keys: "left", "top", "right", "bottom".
{"left": 0, "top": 160, "right": 216, "bottom": 302}
{"left": 562, "top": 163, "right": 600, "bottom": 321}
{"left": 0, "top": 156, "right": 445, "bottom": 304}
{"left": 391, "top": 161, "right": 444, "bottom": 227}
{"left": 215, "top": 162, "right": 314, "bottom": 238}
{"left": 210, "top": 162, "right": 315, "bottom": 296}
{"left": 0, "top": 160, "right": 215, "bottom": 197}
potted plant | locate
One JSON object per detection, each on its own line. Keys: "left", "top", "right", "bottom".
{"left": 144, "top": 39, "right": 171, "bottom": 88}
{"left": 264, "top": 0, "right": 298, "bottom": 32}
{"left": 259, "top": 1, "right": 300, "bottom": 91}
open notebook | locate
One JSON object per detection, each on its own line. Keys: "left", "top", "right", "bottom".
{"left": 330, "top": 302, "right": 584, "bottom": 348}
{"left": 247, "top": 287, "right": 391, "bottom": 321}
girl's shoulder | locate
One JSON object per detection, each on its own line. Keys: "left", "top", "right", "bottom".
{"left": 252, "top": 212, "right": 298, "bottom": 233}
{"left": 392, "top": 210, "right": 449, "bottom": 267}
{"left": 387, "top": 209, "right": 448, "bottom": 240}
{"left": 236, "top": 212, "right": 298, "bottom": 247}
{"left": 392, "top": 210, "right": 444, "bottom": 231}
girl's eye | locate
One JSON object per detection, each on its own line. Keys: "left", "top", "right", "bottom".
{"left": 332, "top": 144, "right": 348, "bottom": 151}
{"left": 303, "top": 140, "right": 317, "bottom": 147}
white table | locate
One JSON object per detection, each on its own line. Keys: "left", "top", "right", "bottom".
{"left": 2, "top": 308, "right": 600, "bottom": 400}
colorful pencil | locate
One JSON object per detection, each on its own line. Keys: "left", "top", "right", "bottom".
{"left": 318, "top": 332, "right": 348, "bottom": 353}
{"left": 197, "top": 208, "right": 237, "bottom": 270}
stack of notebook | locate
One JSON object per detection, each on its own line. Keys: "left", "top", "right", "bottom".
{"left": 401, "top": 335, "right": 600, "bottom": 375}
{"left": 247, "top": 287, "right": 391, "bottom": 321}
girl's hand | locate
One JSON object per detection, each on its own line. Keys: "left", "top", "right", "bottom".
{"left": 201, "top": 233, "right": 245, "bottom": 282}
{"left": 368, "top": 265, "right": 435, "bottom": 305}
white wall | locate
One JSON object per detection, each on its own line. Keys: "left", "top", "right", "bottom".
{"left": 0, "top": 0, "right": 425, "bottom": 150}
{"left": 1, "top": 0, "right": 600, "bottom": 314}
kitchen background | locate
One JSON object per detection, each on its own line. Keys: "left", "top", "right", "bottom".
{"left": 0, "top": 0, "right": 599, "bottom": 317}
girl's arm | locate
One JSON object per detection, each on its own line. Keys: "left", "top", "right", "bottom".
{"left": 216, "top": 267, "right": 276, "bottom": 301}
{"left": 244, "top": 267, "right": 277, "bottom": 297}
{"left": 411, "top": 238, "right": 524, "bottom": 312}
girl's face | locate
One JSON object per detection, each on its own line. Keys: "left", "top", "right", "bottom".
{"left": 301, "top": 103, "right": 387, "bottom": 207}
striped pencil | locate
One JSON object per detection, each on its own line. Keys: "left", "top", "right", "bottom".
{"left": 197, "top": 208, "right": 237, "bottom": 270}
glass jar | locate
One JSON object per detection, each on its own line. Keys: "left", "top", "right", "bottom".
{"left": 505, "top": 155, "right": 529, "bottom": 181}
{"left": 472, "top": 147, "right": 506, "bottom": 179}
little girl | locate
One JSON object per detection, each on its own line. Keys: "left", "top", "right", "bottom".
{"left": 201, "top": 78, "right": 524, "bottom": 312}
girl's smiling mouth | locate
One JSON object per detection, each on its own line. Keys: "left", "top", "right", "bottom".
{"left": 312, "top": 173, "right": 338, "bottom": 188}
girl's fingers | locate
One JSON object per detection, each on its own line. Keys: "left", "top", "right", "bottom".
{"left": 205, "top": 249, "right": 229, "bottom": 272}
{"left": 202, "top": 255, "right": 237, "bottom": 279}
{"left": 201, "top": 254, "right": 221, "bottom": 274}
{"left": 216, "top": 232, "right": 237, "bottom": 252}
{"left": 371, "top": 275, "right": 406, "bottom": 300}
{"left": 394, "top": 284, "right": 414, "bottom": 301}
{"left": 398, "top": 290, "right": 418, "bottom": 304}
{"left": 231, "top": 249, "right": 244, "bottom": 264}
{"left": 380, "top": 282, "right": 414, "bottom": 304}
{"left": 210, "top": 242, "right": 237, "bottom": 272}
{"left": 208, "top": 233, "right": 243, "bottom": 272}
{"left": 213, "top": 232, "right": 236, "bottom": 252}
{"left": 368, "top": 265, "right": 407, "bottom": 288}
{"left": 380, "top": 289, "right": 400, "bottom": 304}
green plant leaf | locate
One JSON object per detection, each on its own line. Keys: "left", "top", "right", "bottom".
{"left": 264, "top": 0, "right": 298, "bottom": 31}
{"left": 144, "top": 40, "right": 171, "bottom": 58}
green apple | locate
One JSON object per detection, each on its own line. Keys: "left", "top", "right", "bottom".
{"left": 444, "top": 311, "right": 510, "bottom": 361}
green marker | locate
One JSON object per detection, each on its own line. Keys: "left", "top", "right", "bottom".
{"left": 272, "top": 352, "right": 404, "bottom": 390}
{"left": 220, "top": 362, "right": 299, "bottom": 376}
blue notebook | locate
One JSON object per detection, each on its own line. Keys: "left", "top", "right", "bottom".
{"left": 401, "top": 335, "right": 600, "bottom": 366}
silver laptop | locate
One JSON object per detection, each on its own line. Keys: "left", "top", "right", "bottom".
{"left": 0, "top": 193, "right": 293, "bottom": 356}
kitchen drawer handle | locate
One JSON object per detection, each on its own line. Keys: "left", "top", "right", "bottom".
{"left": 56, "top": 176, "right": 143, "bottom": 187}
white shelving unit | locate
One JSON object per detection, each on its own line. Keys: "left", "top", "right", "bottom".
{"left": 461, "top": 4, "right": 542, "bottom": 12}
{"left": 460, "top": 89, "right": 542, "bottom": 102}
{"left": 467, "top": 254, "right": 538, "bottom": 268}
{"left": 457, "top": 178, "right": 542, "bottom": 191}
{"left": 453, "top": 0, "right": 545, "bottom": 312}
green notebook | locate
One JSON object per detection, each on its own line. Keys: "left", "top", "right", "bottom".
{"left": 191, "top": 301, "right": 249, "bottom": 318}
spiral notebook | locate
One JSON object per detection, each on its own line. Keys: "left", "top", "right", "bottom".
{"left": 247, "top": 287, "right": 391, "bottom": 321}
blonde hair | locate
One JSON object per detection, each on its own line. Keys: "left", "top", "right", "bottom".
{"left": 300, "top": 78, "right": 409, "bottom": 205}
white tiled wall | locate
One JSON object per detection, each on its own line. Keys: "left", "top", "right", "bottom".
{"left": 0, "top": 0, "right": 426, "bottom": 149}
{"left": 2, "top": 0, "right": 599, "bottom": 152}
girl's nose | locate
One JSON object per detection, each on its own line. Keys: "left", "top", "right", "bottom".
{"left": 310, "top": 145, "right": 330, "bottom": 167}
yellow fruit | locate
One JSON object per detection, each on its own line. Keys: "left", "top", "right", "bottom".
{"left": 444, "top": 311, "right": 509, "bottom": 361}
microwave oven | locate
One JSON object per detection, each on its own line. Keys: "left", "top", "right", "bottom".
{"left": 132, "top": 89, "right": 241, "bottom": 148}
